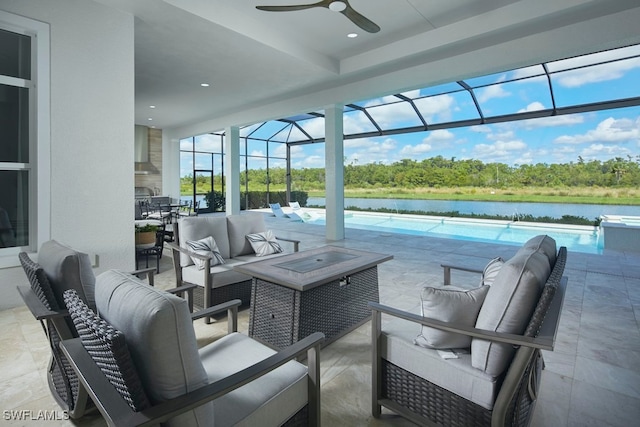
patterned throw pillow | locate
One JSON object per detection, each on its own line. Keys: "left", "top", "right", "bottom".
{"left": 246, "top": 230, "right": 283, "bottom": 257}
{"left": 414, "top": 285, "right": 490, "bottom": 349}
{"left": 481, "top": 256, "right": 504, "bottom": 286}
{"left": 185, "top": 236, "right": 225, "bottom": 270}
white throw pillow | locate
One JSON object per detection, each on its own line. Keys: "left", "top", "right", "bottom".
{"left": 414, "top": 285, "right": 490, "bottom": 349}
{"left": 185, "top": 236, "right": 225, "bottom": 270}
{"left": 481, "top": 257, "right": 504, "bottom": 286}
{"left": 246, "top": 230, "right": 283, "bottom": 257}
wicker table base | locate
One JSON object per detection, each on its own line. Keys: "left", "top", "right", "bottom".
{"left": 237, "top": 246, "right": 392, "bottom": 349}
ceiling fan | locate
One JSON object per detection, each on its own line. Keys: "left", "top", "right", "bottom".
{"left": 256, "top": 0, "right": 381, "bottom": 33}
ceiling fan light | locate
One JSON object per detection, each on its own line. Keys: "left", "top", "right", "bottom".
{"left": 329, "top": 1, "right": 347, "bottom": 12}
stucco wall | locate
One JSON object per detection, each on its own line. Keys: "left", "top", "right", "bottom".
{"left": 0, "top": 0, "right": 134, "bottom": 309}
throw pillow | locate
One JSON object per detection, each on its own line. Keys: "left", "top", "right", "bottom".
{"left": 246, "top": 230, "right": 283, "bottom": 257}
{"left": 481, "top": 257, "right": 504, "bottom": 286}
{"left": 185, "top": 236, "right": 225, "bottom": 270}
{"left": 414, "top": 285, "right": 490, "bottom": 349}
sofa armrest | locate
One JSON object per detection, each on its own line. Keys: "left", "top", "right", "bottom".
{"left": 60, "top": 331, "right": 325, "bottom": 427}
{"left": 369, "top": 301, "right": 555, "bottom": 351}
{"left": 129, "top": 267, "right": 156, "bottom": 286}
{"left": 191, "top": 299, "right": 241, "bottom": 334}
{"left": 440, "top": 262, "right": 483, "bottom": 286}
{"left": 276, "top": 236, "right": 300, "bottom": 252}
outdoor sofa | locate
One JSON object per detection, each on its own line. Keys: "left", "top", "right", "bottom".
{"left": 169, "top": 212, "right": 300, "bottom": 319}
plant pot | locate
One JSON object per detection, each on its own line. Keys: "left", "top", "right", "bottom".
{"left": 135, "top": 231, "right": 156, "bottom": 249}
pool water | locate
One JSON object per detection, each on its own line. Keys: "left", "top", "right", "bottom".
{"left": 307, "top": 212, "right": 603, "bottom": 254}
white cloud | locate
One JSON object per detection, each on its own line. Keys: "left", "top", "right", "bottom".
{"left": 473, "top": 140, "right": 527, "bottom": 162}
{"left": 517, "top": 101, "right": 546, "bottom": 113}
{"left": 518, "top": 113, "right": 585, "bottom": 129}
{"left": 398, "top": 130, "right": 455, "bottom": 158}
{"left": 553, "top": 56, "right": 640, "bottom": 88}
{"left": 580, "top": 143, "right": 632, "bottom": 159}
{"left": 554, "top": 116, "right": 640, "bottom": 144}
{"left": 412, "top": 94, "right": 455, "bottom": 121}
{"left": 477, "top": 84, "right": 511, "bottom": 103}
{"left": 470, "top": 125, "right": 491, "bottom": 133}
{"left": 487, "top": 130, "right": 515, "bottom": 141}
{"left": 343, "top": 137, "right": 400, "bottom": 165}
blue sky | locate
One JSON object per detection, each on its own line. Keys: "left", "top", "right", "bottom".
{"left": 181, "top": 44, "right": 640, "bottom": 175}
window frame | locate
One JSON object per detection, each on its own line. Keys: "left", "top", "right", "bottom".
{"left": 0, "top": 11, "right": 50, "bottom": 267}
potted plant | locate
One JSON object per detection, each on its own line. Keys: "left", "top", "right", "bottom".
{"left": 135, "top": 223, "right": 159, "bottom": 248}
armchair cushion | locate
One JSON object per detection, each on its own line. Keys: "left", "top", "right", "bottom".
{"left": 481, "top": 256, "right": 504, "bottom": 286}
{"left": 520, "top": 234, "right": 557, "bottom": 266}
{"left": 472, "top": 250, "right": 550, "bottom": 376}
{"left": 179, "top": 216, "right": 230, "bottom": 267}
{"left": 414, "top": 285, "right": 489, "bottom": 349}
{"left": 385, "top": 319, "right": 499, "bottom": 410}
{"left": 186, "top": 236, "right": 225, "bottom": 269}
{"left": 246, "top": 230, "right": 283, "bottom": 257}
{"left": 227, "top": 213, "right": 267, "bottom": 258}
{"left": 199, "top": 332, "right": 308, "bottom": 426}
{"left": 95, "top": 270, "right": 213, "bottom": 427}
{"left": 38, "top": 240, "right": 96, "bottom": 307}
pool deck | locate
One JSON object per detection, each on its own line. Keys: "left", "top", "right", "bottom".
{"left": 2, "top": 211, "right": 640, "bottom": 426}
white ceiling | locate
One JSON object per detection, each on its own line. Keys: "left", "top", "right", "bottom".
{"left": 96, "top": 0, "right": 640, "bottom": 136}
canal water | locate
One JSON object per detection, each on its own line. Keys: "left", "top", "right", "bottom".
{"left": 307, "top": 197, "right": 639, "bottom": 220}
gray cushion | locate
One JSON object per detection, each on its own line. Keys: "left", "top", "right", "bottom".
{"left": 384, "top": 318, "right": 499, "bottom": 410}
{"left": 481, "top": 257, "right": 504, "bottom": 286}
{"left": 179, "top": 216, "right": 230, "bottom": 266}
{"left": 414, "top": 285, "right": 489, "bottom": 349}
{"left": 472, "top": 250, "right": 550, "bottom": 376}
{"left": 227, "top": 213, "right": 267, "bottom": 258}
{"left": 519, "top": 235, "right": 556, "bottom": 266}
{"left": 38, "top": 240, "right": 96, "bottom": 307}
{"left": 200, "top": 332, "right": 308, "bottom": 426}
{"left": 95, "top": 270, "right": 212, "bottom": 427}
{"left": 181, "top": 260, "right": 251, "bottom": 289}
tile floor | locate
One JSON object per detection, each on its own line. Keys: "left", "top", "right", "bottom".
{"left": 2, "top": 213, "right": 639, "bottom": 426}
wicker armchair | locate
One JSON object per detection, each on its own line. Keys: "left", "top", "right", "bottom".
{"left": 59, "top": 270, "right": 323, "bottom": 427}
{"left": 17, "top": 241, "right": 192, "bottom": 418}
{"left": 371, "top": 241, "right": 567, "bottom": 427}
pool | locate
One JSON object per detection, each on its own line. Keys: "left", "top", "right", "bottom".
{"left": 306, "top": 211, "right": 603, "bottom": 254}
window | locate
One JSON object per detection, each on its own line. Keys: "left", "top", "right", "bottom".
{"left": 0, "top": 12, "right": 50, "bottom": 264}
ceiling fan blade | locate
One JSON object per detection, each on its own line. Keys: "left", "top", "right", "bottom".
{"left": 342, "top": 4, "right": 380, "bottom": 33}
{"left": 256, "top": 1, "right": 330, "bottom": 12}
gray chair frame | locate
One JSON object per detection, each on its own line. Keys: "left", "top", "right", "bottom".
{"left": 370, "top": 247, "right": 567, "bottom": 427}
{"left": 60, "top": 299, "right": 323, "bottom": 427}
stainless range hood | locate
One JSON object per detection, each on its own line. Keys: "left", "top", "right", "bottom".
{"left": 134, "top": 125, "right": 159, "bottom": 174}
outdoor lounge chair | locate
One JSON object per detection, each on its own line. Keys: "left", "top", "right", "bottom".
{"left": 370, "top": 236, "right": 567, "bottom": 426}
{"left": 269, "top": 202, "right": 289, "bottom": 218}
{"left": 59, "top": 270, "right": 323, "bottom": 426}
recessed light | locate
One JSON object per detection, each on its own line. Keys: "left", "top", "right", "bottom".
{"left": 348, "top": 33, "right": 358, "bottom": 38}
{"left": 149, "top": 105, "right": 156, "bottom": 109}
{"left": 201, "top": 83, "right": 210, "bottom": 87}
{"left": 148, "top": 118, "right": 153, "bottom": 121}
{"left": 329, "top": 1, "right": 346, "bottom": 12}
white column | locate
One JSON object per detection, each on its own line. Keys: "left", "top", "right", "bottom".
{"left": 225, "top": 126, "right": 241, "bottom": 215}
{"left": 325, "top": 104, "right": 344, "bottom": 240}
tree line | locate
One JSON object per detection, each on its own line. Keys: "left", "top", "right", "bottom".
{"left": 257, "top": 155, "right": 640, "bottom": 189}
{"left": 181, "top": 155, "right": 640, "bottom": 191}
